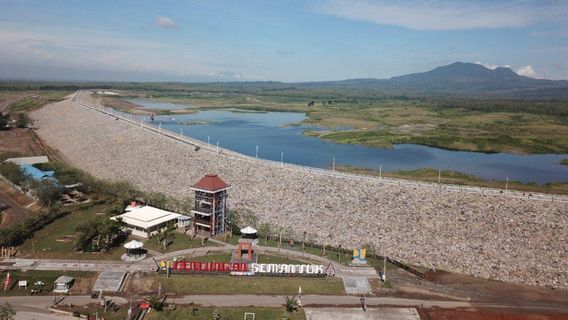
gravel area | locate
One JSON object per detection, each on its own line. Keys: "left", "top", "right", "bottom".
{"left": 31, "top": 95, "right": 568, "bottom": 290}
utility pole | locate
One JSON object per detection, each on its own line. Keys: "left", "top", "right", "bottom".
{"left": 379, "top": 165, "right": 382, "bottom": 180}
{"left": 438, "top": 168, "right": 441, "bottom": 185}
{"left": 281, "top": 152, "right": 284, "bottom": 166}
{"left": 216, "top": 141, "right": 219, "bottom": 153}
{"left": 207, "top": 136, "right": 210, "bottom": 145}
{"left": 255, "top": 145, "right": 259, "bottom": 158}
{"left": 332, "top": 157, "right": 335, "bottom": 172}
{"left": 382, "top": 256, "right": 387, "bottom": 281}
{"left": 506, "top": 177, "right": 509, "bottom": 194}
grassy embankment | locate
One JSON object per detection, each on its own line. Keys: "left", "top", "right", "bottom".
{"left": 4, "top": 91, "right": 71, "bottom": 113}
{"left": 337, "top": 166, "right": 568, "bottom": 195}
{"left": 561, "top": 159, "right": 568, "bottom": 166}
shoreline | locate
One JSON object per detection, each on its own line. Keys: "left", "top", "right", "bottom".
{"left": 104, "top": 94, "right": 568, "bottom": 156}
{"left": 29, "top": 92, "right": 568, "bottom": 290}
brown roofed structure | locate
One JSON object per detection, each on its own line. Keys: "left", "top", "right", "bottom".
{"left": 191, "top": 174, "right": 230, "bottom": 191}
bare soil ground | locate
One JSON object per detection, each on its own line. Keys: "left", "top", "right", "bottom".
{"left": 0, "top": 128, "right": 45, "bottom": 158}
{"left": 419, "top": 307, "right": 568, "bottom": 320}
{"left": 375, "top": 269, "right": 568, "bottom": 315}
{"left": 425, "top": 271, "right": 568, "bottom": 307}
{"left": 0, "top": 180, "right": 38, "bottom": 228}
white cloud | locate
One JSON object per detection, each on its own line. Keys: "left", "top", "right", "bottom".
{"left": 156, "top": 16, "right": 178, "bottom": 29}
{"left": 316, "top": 0, "right": 568, "bottom": 31}
{"left": 474, "top": 61, "right": 511, "bottom": 70}
{"left": 516, "top": 65, "right": 536, "bottom": 77}
{"left": 216, "top": 71, "right": 255, "bottom": 79}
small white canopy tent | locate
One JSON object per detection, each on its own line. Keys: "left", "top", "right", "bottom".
{"left": 240, "top": 226, "right": 257, "bottom": 234}
{"left": 240, "top": 226, "right": 258, "bottom": 242}
{"left": 123, "top": 240, "right": 144, "bottom": 258}
{"left": 123, "top": 240, "right": 143, "bottom": 250}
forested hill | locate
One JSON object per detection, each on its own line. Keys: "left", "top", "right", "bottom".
{"left": 2, "top": 62, "right": 568, "bottom": 100}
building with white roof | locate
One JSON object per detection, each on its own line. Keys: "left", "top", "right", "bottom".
{"left": 4, "top": 156, "right": 49, "bottom": 166}
{"left": 111, "top": 204, "right": 190, "bottom": 238}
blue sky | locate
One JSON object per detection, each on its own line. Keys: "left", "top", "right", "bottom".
{"left": 1, "top": 0, "right": 567, "bottom": 82}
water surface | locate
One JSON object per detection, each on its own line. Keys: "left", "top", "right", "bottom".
{"left": 131, "top": 105, "right": 567, "bottom": 184}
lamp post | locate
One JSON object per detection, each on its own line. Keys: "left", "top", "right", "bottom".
{"left": 255, "top": 145, "right": 259, "bottom": 158}
{"left": 332, "top": 157, "right": 335, "bottom": 172}
{"left": 280, "top": 152, "right": 284, "bottom": 166}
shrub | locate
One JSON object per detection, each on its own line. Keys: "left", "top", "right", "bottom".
{"left": 0, "top": 162, "right": 27, "bottom": 185}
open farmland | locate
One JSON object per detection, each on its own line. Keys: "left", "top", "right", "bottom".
{"left": 30, "top": 94, "right": 568, "bottom": 290}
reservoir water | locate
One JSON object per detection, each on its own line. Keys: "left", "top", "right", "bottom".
{"left": 129, "top": 100, "right": 568, "bottom": 184}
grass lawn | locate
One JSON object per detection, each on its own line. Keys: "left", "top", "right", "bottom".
{"left": 147, "top": 306, "right": 306, "bottom": 320}
{"left": 140, "top": 274, "right": 344, "bottom": 295}
{"left": 0, "top": 270, "right": 96, "bottom": 296}
{"left": 143, "top": 234, "right": 220, "bottom": 253}
{"left": 17, "top": 203, "right": 124, "bottom": 260}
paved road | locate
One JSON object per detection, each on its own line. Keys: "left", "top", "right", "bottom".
{"left": 167, "top": 294, "right": 471, "bottom": 309}
{"left": 2, "top": 294, "right": 567, "bottom": 314}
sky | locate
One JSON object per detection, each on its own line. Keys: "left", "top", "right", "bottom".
{"left": 0, "top": 0, "right": 567, "bottom": 82}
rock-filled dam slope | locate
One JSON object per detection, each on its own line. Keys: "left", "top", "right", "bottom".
{"left": 31, "top": 97, "right": 567, "bottom": 290}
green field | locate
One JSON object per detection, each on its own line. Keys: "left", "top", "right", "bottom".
{"left": 0, "top": 270, "right": 96, "bottom": 296}
{"left": 147, "top": 306, "right": 306, "bottom": 320}
{"left": 17, "top": 203, "right": 125, "bottom": 260}
{"left": 157, "top": 274, "right": 343, "bottom": 295}
{"left": 143, "top": 234, "right": 220, "bottom": 253}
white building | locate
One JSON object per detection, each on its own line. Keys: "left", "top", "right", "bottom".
{"left": 4, "top": 156, "right": 49, "bottom": 166}
{"left": 111, "top": 204, "right": 190, "bottom": 238}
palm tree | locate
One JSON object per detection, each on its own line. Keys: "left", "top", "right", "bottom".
{"left": 283, "top": 296, "right": 298, "bottom": 314}
{"left": 145, "top": 296, "right": 164, "bottom": 311}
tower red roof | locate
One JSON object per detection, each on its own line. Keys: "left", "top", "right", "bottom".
{"left": 191, "top": 174, "right": 230, "bottom": 191}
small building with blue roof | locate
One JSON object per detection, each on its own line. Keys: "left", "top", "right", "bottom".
{"left": 20, "top": 164, "right": 55, "bottom": 181}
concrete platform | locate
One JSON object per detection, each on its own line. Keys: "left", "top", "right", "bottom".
{"left": 305, "top": 307, "right": 420, "bottom": 320}
{"left": 92, "top": 270, "right": 128, "bottom": 293}
{"left": 343, "top": 277, "right": 372, "bottom": 295}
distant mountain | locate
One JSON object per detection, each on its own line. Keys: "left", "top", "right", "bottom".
{"left": 296, "top": 62, "right": 568, "bottom": 99}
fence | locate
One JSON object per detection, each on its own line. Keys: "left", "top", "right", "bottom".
{"left": 72, "top": 91, "right": 568, "bottom": 204}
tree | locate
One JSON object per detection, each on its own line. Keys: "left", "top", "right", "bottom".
{"left": 14, "top": 113, "right": 31, "bottom": 128}
{"left": 0, "top": 162, "right": 27, "bottom": 186}
{"left": 0, "top": 303, "right": 16, "bottom": 320}
{"left": 283, "top": 296, "right": 298, "bottom": 314}
{"left": 145, "top": 296, "right": 163, "bottom": 312}
{"left": 256, "top": 222, "right": 271, "bottom": 244}
{"left": 0, "top": 113, "right": 8, "bottom": 130}
{"left": 31, "top": 179, "right": 63, "bottom": 206}
{"left": 75, "top": 218, "right": 127, "bottom": 252}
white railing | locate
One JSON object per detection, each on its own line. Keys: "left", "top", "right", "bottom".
{"left": 72, "top": 91, "right": 568, "bottom": 204}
